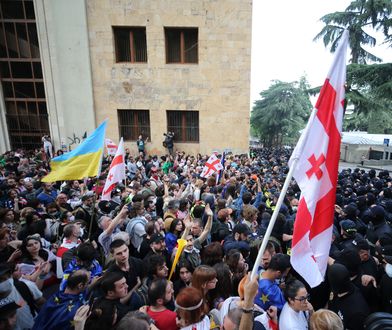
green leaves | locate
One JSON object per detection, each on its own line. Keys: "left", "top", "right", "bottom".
{"left": 315, "top": 0, "right": 391, "bottom": 64}
{"left": 251, "top": 80, "right": 312, "bottom": 146}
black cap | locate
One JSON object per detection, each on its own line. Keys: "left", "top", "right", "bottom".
{"left": 340, "top": 220, "right": 357, "bottom": 235}
{"left": 336, "top": 249, "right": 361, "bottom": 276}
{"left": 150, "top": 233, "right": 164, "bottom": 244}
{"left": 352, "top": 238, "right": 369, "bottom": 251}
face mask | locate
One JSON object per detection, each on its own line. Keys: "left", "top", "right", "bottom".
{"left": 292, "top": 206, "right": 298, "bottom": 212}
{"left": 79, "top": 228, "right": 85, "bottom": 237}
{"left": 69, "top": 215, "right": 75, "bottom": 222}
{"left": 0, "top": 278, "right": 13, "bottom": 294}
{"left": 49, "top": 212, "right": 59, "bottom": 217}
{"left": 386, "top": 263, "right": 392, "bottom": 278}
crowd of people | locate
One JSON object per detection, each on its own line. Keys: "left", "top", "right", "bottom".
{"left": 0, "top": 145, "right": 392, "bottom": 330}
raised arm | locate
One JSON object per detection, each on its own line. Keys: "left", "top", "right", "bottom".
{"left": 197, "top": 203, "right": 213, "bottom": 244}
{"left": 181, "top": 214, "right": 192, "bottom": 240}
{"left": 104, "top": 205, "right": 128, "bottom": 236}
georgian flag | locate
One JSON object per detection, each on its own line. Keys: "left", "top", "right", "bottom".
{"left": 105, "top": 138, "right": 118, "bottom": 156}
{"left": 200, "top": 153, "right": 224, "bottom": 178}
{"left": 101, "top": 138, "right": 125, "bottom": 201}
{"left": 288, "top": 30, "right": 349, "bottom": 288}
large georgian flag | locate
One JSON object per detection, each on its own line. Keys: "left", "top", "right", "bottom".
{"left": 288, "top": 30, "right": 349, "bottom": 288}
{"left": 101, "top": 138, "right": 126, "bottom": 201}
{"left": 200, "top": 153, "right": 224, "bottom": 178}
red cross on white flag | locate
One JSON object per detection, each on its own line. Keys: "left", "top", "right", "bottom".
{"left": 200, "top": 153, "right": 224, "bottom": 178}
{"left": 105, "top": 138, "right": 118, "bottom": 156}
{"left": 288, "top": 30, "right": 349, "bottom": 288}
{"left": 102, "top": 138, "right": 125, "bottom": 201}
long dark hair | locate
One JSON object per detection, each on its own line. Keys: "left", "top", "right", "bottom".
{"left": 210, "top": 262, "right": 233, "bottom": 303}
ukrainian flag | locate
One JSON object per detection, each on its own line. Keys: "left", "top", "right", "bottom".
{"left": 42, "top": 121, "right": 107, "bottom": 182}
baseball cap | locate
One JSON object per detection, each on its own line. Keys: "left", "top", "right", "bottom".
{"left": 340, "top": 220, "right": 357, "bottom": 235}
{"left": 370, "top": 205, "right": 385, "bottom": 221}
{"left": 352, "top": 238, "right": 369, "bottom": 251}
{"left": 150, "top": 233, "right": 165, "bottom": 244}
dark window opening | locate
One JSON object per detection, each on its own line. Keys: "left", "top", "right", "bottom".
{"left": 165, "top": 27, "right": 198, "bottom": 64}
{"left": 167, "top": 110, "right": 199, "bottom": 142}
{"left": 118, "top": 110, "right": 151, "bottom": 141}
{"left": 0, "top": 0, "right": 49, "bottom": 150}
{"left": 113, "top": 27, "right": 147, "bottom": 63}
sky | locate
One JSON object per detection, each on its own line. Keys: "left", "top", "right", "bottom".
{"left": 250, "top": 0, "right": 392, "bottom": 107}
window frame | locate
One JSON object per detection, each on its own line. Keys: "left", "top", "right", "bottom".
{"left": 166, "top": 110, "right": 199, "bottom": 143}
{"left": 113, "top": 26, "right": 147, "bottom": 63}
{"left": 164, "top": 27, "right": 198, "bottom": 64}
{"left": 117, "top": 109, "right": 151, "bottom": 142}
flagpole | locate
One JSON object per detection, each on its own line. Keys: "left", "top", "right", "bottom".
{"left": 250, "top": 157, "right": 299, "bottom": 280}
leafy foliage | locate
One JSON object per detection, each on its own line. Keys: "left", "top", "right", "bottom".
{"left": 314, "top": 0, "right": 392, "bottom": 63}
{"left": 251, "top": 79, "right": 312, "bottom": 146}
{"left": 344, "top": 63, "right": 392, "bottom": 132}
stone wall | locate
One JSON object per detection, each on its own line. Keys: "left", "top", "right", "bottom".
{"left": 86, "top": 0, "right": 252, "bottom": 155}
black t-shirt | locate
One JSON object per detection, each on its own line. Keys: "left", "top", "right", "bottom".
{"left": 97, "top": 298, "right": 130, "bottom": 325}
{"left": 106, "top": 257, "right": 145, "bottom": 289}
{"left": 329, "top": 286, "right": 370, "bottom": 330}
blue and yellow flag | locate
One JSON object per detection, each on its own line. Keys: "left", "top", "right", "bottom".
{"left": 42, "top": 121, "right": 107, "bottom": 182}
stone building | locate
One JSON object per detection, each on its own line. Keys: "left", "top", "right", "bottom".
{"left": 0, "top": 0, "right": 252, "bottom": 155}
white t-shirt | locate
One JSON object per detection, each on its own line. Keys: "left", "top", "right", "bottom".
{"left": 279, "top": 303, "right": 309, "bottom": 330}
{"left": 181, "top": 315, "right": 210, "bottom": 330}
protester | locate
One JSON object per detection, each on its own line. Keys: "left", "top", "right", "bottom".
{"left": 0, "top": 146, "right": 391, "bottom": 330}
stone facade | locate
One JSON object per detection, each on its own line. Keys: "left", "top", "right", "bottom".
{"left": 86, "top": 0, "right": 252, "bottom": 155}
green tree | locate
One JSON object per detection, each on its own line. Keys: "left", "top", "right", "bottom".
{"left": 251, "top": 79, "right": 312, "bottom": 146}
{"left": 314, "top": 0, "right": 392, "bottom": 63}
{"left": 315, "top": 1, "right": 392, "bottom": 133}
{"left": 344, "top": 63, "right": 392, "bottom": 133}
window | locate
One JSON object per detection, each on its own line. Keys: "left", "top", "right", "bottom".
{"left": 165, "top": 28, "right": 198, "bottom": 64}
{"left": 118, "top": 110, "right": 150, "bottom": 141}
{"left": 113, "top": 27, "right": 147, "bottom": 63}
{"left": 0, "top": 0, "right": 49, "bottom": 150}
{"left": 167, "top": 111, "right": 199, "bottom": 142}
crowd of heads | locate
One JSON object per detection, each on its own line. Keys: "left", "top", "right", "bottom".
{"left": 0, "top": 146, "right": 392, "bottom": 329}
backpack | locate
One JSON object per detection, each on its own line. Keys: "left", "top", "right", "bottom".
{"left": 14, "top": 279, "right": 38, "bottom": 317}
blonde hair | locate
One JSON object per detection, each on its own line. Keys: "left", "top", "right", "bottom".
{"left": 310, "top": 309, "right": 343, "bottom": 330}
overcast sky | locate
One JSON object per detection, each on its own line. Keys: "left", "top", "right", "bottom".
{"left": 250, "top": 0, "right": 392, "bottom": 107}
